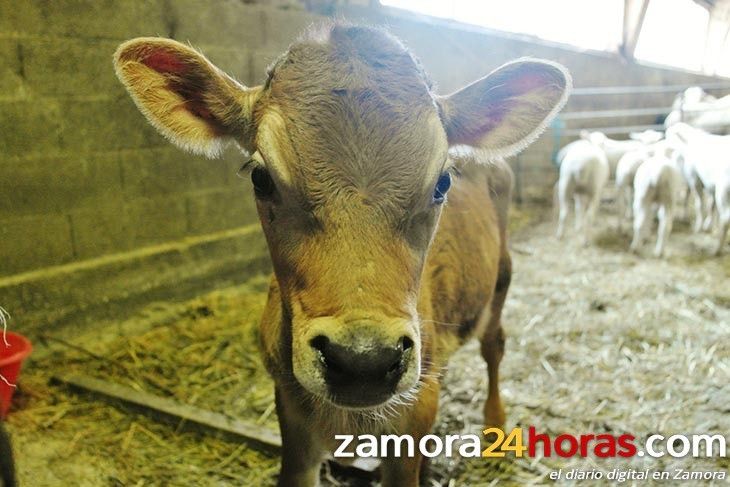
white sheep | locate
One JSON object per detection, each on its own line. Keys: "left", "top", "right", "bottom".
{"left": 580, "top": 130, "right": 644, "bottom": 176}
{"left": 717, "top": 168, "right": 730, "bottom": 255}
{"left": 629, "top": 129, "right": 664, "bottom": 145}
{"left": 556, "top": 139, "right": 609, "bottom": 244}
{"left": 665, "top": 87, "right": 730, "bottom": 134}
{"left": 665, "top": 123, "right": 730, "bottom": 255}
{"left": 615, "top": 138, "right": 681, "bottom": 231}
{"left": 615, "top": 149, "right": 648, "bottom": 230}
{"left": 630, "top": 154, "right": 686, "bottom": 257}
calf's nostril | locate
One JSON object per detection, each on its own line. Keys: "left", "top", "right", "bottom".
{"left": 310, "top": 335, "right": 334, "bottom": 369}
{"left": 309, "top": 335, "right": 329, "bottom": 353}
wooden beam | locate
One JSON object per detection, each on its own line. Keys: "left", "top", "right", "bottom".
{"left": 704, "top": 0, "right": 730, "bottom": 73}
{"left": 52, "top": 373, "right": 281, "bottom": 451}
{"left": 50, "top": 373, "right": 378, "bottom": 477}
{"left": 621, "top": 0, "right": 650, "bottom": 60}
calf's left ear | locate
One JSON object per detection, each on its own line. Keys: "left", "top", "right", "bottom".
{"left": 437, "top": 59, "right": 571, "bottom": 158}
{"left": 114, "top": 37, "right": 261, "bottom": 157}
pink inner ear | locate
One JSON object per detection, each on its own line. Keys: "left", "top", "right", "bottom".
{"left": 509, "top": 71, "right": 548, "bottom": 95}
{"left": 142, "top": 50, "right": 188, "bottom": 75}
{"left": 185, "top": 101, "right": 216, "bottom": 122}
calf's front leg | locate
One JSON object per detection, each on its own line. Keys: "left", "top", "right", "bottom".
{"left": 380, "top": 378, "right": 441, "bottom": 487}
{"left": 275, "top": 387, "right": 325, "bottom": 487}
{"left": 480, "top": 253, "right": 511, "bottom": 428}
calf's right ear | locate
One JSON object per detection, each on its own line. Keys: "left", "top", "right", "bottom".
{"left": 438, "top": 59, "right": 570, "bottom": 159}
{"left": 114, "top": 37, "right": 261, "bottom": 157}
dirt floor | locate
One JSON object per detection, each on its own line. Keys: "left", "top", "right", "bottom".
{"left": 7, "top": 205, "right": 730, "bottom": 486}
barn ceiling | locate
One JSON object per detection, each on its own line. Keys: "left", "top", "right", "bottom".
{"left": 623, "top": 0, "right": 730, "bottom": 75}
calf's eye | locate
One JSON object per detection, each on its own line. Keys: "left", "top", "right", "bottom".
{"left": 251, "top": 166, "right": 276, "bottom": 199}
{"left": 432, "top": 172, "right": 451, "bottom": 204}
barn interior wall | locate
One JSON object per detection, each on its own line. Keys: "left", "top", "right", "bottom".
{"left": 0, "top": 0, "right": 722, "bottom": 335}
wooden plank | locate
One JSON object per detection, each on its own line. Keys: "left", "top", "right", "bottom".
{"left": 51, "top": 373, "right": 282, "bottom": 451}
{"left": 50, "top": 373, "right": 378, "bottom": 477}
{"left": 571, "top": 82, "right": 730, "bottom": 96}
{"left": 562, "top": 124, "right": 666, "bottom": 136}
{"left": 560, "top": 106, "right": 671, "bottom": 120}
{"left": 620, "top": 0, "right": 650, "bottom": 60}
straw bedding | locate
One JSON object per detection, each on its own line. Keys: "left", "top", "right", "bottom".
{"left": 8, "top": 206, "right": 729, "bottom": 486}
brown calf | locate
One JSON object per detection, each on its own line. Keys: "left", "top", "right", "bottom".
{"left": 114, "top": 23, "right": 569, "bottom": 486}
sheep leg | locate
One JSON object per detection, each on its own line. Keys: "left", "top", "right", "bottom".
{"left": 583, "top": 193, "right": 600, "bottom": 246}
{"left": 714, "top": 189, "right": 730, "bottom": 256}
{"left": 702, "top": 191, "right": 715, "bottom": 232}
{"left": 654, "top": 205, "right": 673, "bottom": 257}
{"left": 681, "top": 187, "right": 690, "bottom": 221}
{"left": 716, "top": 218, "right": 729, "bottom": 256}
{"left": 631, "top": 200, "right": 648, "bottom": 253}
{"left": 556, "top": 178, "right": 572, "bottom": 239}
{"left": 616, "top": 186, "right": 625, "bottom": 231}
{"left": 574, "top": 194, "right": 585, "bottom": 232}
{"left": 625, "top": 188, "right": 634, "bottom": 222}
{"left": 692, "top": 186, "right": 704, "bottom": 233}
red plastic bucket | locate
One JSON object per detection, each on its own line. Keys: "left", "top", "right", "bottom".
{"left": 0, "top": 332, "right": 32, "bottom": 418}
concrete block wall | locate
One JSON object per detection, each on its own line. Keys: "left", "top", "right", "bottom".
{"left": 0, "top": 0, "right": 724, "bottom": 333}
{"left": 0, "top": 0, "right": 322, "bottom": 279}
{"left": 0, "top": 0, "right": 321, "bottom": 334}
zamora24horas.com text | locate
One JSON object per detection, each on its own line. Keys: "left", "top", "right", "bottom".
{"left": 333, "top": 427, "right": 727, "bottom": 473}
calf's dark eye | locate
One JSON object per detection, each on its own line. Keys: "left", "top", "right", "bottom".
{"left": 251, "top": 166, "right": 276, "bottom": 199}
{"left": 432, "top": 172, "right": 451, "bottom": 204}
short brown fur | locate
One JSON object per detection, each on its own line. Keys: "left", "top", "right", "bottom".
{"left": 113, "top": 22, "right": 569, "bottom": 487}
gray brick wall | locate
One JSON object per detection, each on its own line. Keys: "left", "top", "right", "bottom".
{"left": 0, "top": 0, "right": 318, "bottom": 278}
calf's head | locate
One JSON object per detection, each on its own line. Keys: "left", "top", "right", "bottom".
{"left": 114, "top": 24, "right": 569, "bottom": 409}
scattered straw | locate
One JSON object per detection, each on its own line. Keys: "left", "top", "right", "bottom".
{"left": 0, "top": 306, "right": 11, "bottom": 346}
{"left": 8, "top": 206, "right": 730, "bottom": 486}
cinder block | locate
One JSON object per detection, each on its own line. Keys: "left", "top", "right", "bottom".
{"left": 185, "top": 152, "right": 235, "bottom": 191}
{"left": 125, "top": 195, "right": 188, "bottom": 246}
{"left": 0, "top": 152, "right": 123, "bottom": 217}
{"left": 185, "top": 188, "right": 258, "bottom": 235}
{"left": 120, "top": 148, "right": 192, "bottom": 197}
{"left": 0, "top": 0, "right": 170, "bottom": 39}
{"left": 120, "top": 147, "right": 232, "bottom": 198}
{"left": 58, "top": 95, "right": 166, "bottom": 153}
{"left": 0, "top": 40, "right": 25, "bottom": 99}
{"left": 0, "top": 101, "right": 62, "bottom": 158}
{"left": 0, "top": 214, "right": 75, "bottom": 276}
{"left": 69, "top": 198, "right": 132, "bottom": 260}
{"left": 70, "top": 195, "right": 187, "bottom": 259}
{"left": 21, "top": 38, "right": 119, "bottom": 97}
{"left": 171, "top": 0, "right": 264, "bottom": 47}
{"left": 261, "top": 6, "right": 320, "bottom": 51}
{"left": 0, "top": 0, "right": 43, "bottom": 36}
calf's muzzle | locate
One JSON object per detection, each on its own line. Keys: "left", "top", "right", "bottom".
{"left": 310, "top": 334, "right": 414, "bottom": 408}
